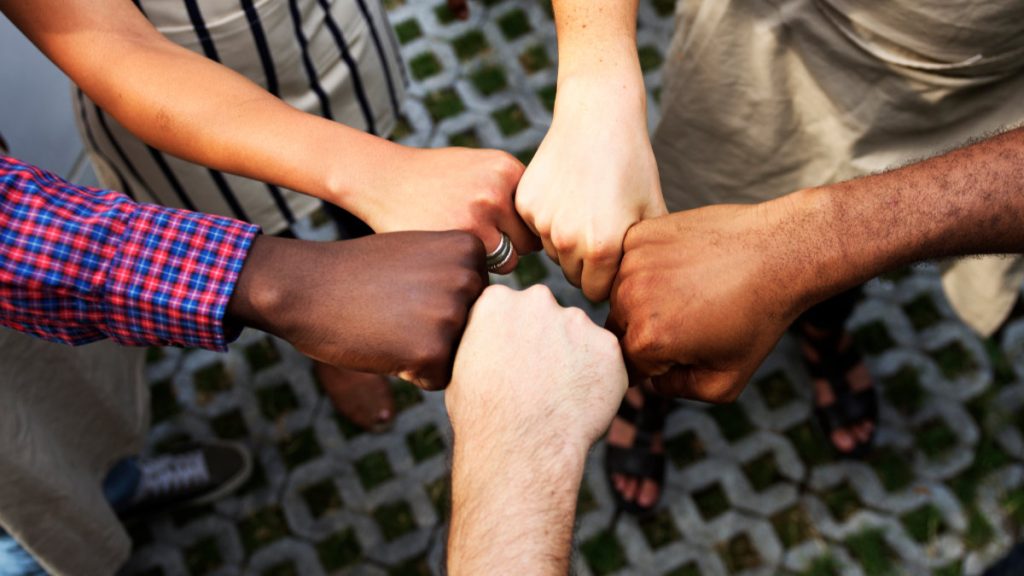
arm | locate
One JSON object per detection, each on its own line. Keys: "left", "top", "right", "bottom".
{"left": 0, "top": 154, "right": 487, "bottom": 390}
{"left": 514, "top": 0, "right": 665, "bottom": 300}
{"left": 446, "top": 285, "right": 627, "bottom": 573}
{"left": 0, "top": 0, "right": 535, "bottom": 271}
{"left": 609, "top": 127, "right": 1024, "bottom": 401}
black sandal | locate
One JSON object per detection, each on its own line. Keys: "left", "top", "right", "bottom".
{"left": 604, "top": 393, "right": 668, "bottom": 518}
{"left": 802, "top": 325, "right": 879, "bottom": 459}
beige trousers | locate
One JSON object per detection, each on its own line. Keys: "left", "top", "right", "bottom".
{"left": 653, "top": 0, "right": 1024, "bottom": 336}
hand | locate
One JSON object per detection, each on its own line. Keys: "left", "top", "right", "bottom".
{"left": 515, "top": 77, "right": 666, "bottom": 300}
{"left": 608, "top": 198, "right": 813, "bottom": 402}
{"left": 446, "top": 285, "right": 627, "bottom": 575}
{"left": 227, "top": 231, "right": 487, "bottom": 390}
{"left": 349, "top": 146, "right": 538, "bottom": 274}
{"left": 447, "top": 284, "right": 627, "bottom": 454}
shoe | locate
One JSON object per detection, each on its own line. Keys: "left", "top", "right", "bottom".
{"left": 117, "top": 440, "right": 252, "bottom": 519}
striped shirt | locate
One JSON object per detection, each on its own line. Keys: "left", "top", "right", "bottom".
{"left": 73, "top": 0, "right": 405, "bottom": 234}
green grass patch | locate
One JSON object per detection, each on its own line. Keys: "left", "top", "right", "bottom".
{"left": 537, "top": 84, "right": 557, "bottom": 112}
{"left": 904, "top": 294, "right": 943, "bottom": 331}
{"left": 916, "top": 417, "right": 957, "bottom": 460}
{"left": 638, "top": 45, "right": 663, "bottom": 72}
{"left": 821, "top": 482, "right": 861, "bottom": 522}
{"left": 785, "top": 421, "right": 832, "bottom": 466}
{"left": 497, "top": 9, "right": 531, "bottom": 40}
{"left": 316, "top": 530, "right": 362, "bottom": 571}
{"left": 239, "top": 507, "right": 290, "bottom": 553}
{"left": 409, "top": 52, "right": 442, "bottom": 80}
{"left": 514, "top": 252, "right": 549, "bottom": 286}
{"left": 666, "top": 563, "right": 701, "bottom": 576}
{"left": 743, "top": 452, "right": 783, "bottom": 492}
{"left": 211, "top": 409, "right": 248, "bottom": 440}
{"left": 394, "top": 19, "right": 422, "bottom": 44}
{"left": 492, "top": 104, "right": 530, "bottom": 135}
{"left": 374, "top": 500, "right": 417, "bottom": 541}
{"left": 853, "top": 321, "right": 896, "bottom": 356}
{"left": 666, "top": 430, "right": 706, "bottom": 469}
{"left": 301, "top": 479, "right": 343, "bottom": 519}
{"left": 433, "top": 3, "right": 456, "bottom": 24}
{"left": 258, "top": 382, "right": 299, "bottom": 420}
{"left": 771, "top": 505, "right": 814, "bottom": 548}
{"left": 425, "top": 475, "right": 451, "bottom": 520}
{"left": 800, "top": 555, "right": 841, "bottom": 576}
{"left": 693, "top": 483, "right": 730, "bottom": 520}
{"left": 985, "top": 337, "right": 1017, "bottom": 387}
{"left": 651, "top": 0, "right": 676, "bottom": 16}
{"left": 964, "top": 505, "right": 995, "bottom": 550}
{"left": 882, "top": 365, "right": 925, "bottom": 416}
{"left": 519, "top": 44, "right": 551, "bottom": 73}
{"left": 193, "top": 362, "right": 232, "bottom": 402}
{"left": 392, "top": 379, "right": 423, "bottom": 412}
{"left": 184, "top": 536, "right": 223, "bottom": 574}
{"left": 717, "top": 533, "right": 762, "bottom": 572}
{"left": 756, "top": 370, "right": 797, "bottom": 409}
{"left": 424, "top": 88, "right": 465, "bottom": 121}
{"left": 388, "top": 556, "right": 431, "bottom": 576}
{"left": 638, "top": 508, "right": 681, "bottom": 549}
{"left": 277, "top": 428, "right": 322, "bottom": 469}
{"left": 709, "top": 403, "right": 754, "bottom": 441}
{"left": 448, "top": 129, "right": 481, "bottom": 148}
{"left": 470, "top": 64, "right": 508, "bottom": 95}
{"left": 355, "top": 450, "right": 394, "bottom": 490}
{"left": 406, "top": 424, "right": 446, "bottom": 462}
{"left": 930, "top": 341, "right": 977, "bottom": 379}
{"left": 453, "top": 30, "right": 489, "bottom": 60}
{"left": 844, "top": 528, "right": 897, "bottom": 576}
{"left": 244, "top": 337, "right": 281, "bottom": 372}
{"left": 900, "top": 504, "right": 945, "bottom": 543}
{"left": 580, "top": 530, "right": 627, "bottom": 575}
{"left": 867, "top": 447, "right": 915, "bottom": 492}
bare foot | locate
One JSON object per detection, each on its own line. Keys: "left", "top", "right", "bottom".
{"left": 314, "top": 362, "right": 395, "bottom": 432}
{"left": 802, "top": 326, "right": 876, "bottom": 456}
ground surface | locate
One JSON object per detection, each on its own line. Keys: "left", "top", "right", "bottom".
{"left": 122, "top": 1, "right": 1024, "bottom": 574}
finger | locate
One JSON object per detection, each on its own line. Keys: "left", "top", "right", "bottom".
{"left": 541, "top": 236, "right": 559, "bottom": 264}
{"left": 480, "top": 225, "right": 519, "bottom": 275}
{"left": 653, "top": 366, "right": 745, "bottom": 403}
{"left": 580, "top": 251, "right": 620, "bottom": 302}
{"left": 559, "top": 249, "right": 584, "bottom": 288}
{"left": 499, "top": 209, "right": 542, "bottom": 255}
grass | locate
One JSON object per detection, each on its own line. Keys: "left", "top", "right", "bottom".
{"left": 373, "top": 500, "right": 417, "bottom": 541}
{"left": 771, "top": 505, "right": 814, "bottom": 548}
{"left": 638, "top": 45, "right": 663, "bottom": 72}
{"left": 409, "top": 52, "right": 442, "bottom": 80}
{"left": 900, "top": 504, "right": 945, "bottom": 543}
{"left": 424, "top": 88, "right": 465, "bottom": 121}
{"left": 580, "top": 530, "right": 627, "bottom": 575}
{"left": 277, "top": 428, "right": 322, "bottom": 469}
{"left": 717, "top": 534, "right": 761, "bottom": 572}
{"left": 406, "top": 424, "right": 446, "bottom": 462}
{"left": 448, "top": 129, "right": 480, "bottom": 148}
{"left": 453, "top": 30, "right": 489, "bottom": 60}
{"left": 497, "top": 9, "right": 531, "bottom": 40}
{"left": 904, "top": 294, "right": 943, "bottom": 331}
{"left": 666, "top": 430, "right": 707, "bottom": 469}
{"left": 301, "top": 479, "right": 343, "bottom": 519}
{"left": 239, "top": 507, "right": 290, "bottom": 554}
{"left": 316, "top": 530, "right": 362, "bottom": 571}
{"left": 785, "top": 421, "right": 832, "bottom": 466}
{"left": 470, "top": 64, "right": 508, "bottom": 95}
{"left": 821, "top": 482, "right": 861, "bottom": 522}
{"left": 882, "top": 365, "right": 925, "bottom": 415}
{"left": 150, "top": 379, "right": 180, "bottom": 424}
{"left": 394, "top": 19, "right": 422, "bottom": 44}
{"left": 514, "top": 252, "right": 549, "bottom": 286}
{"left": 756, "top": 370, "right": 797, "bottom": 409}
{"left": 211, "top": 409, "right": 249, "bottom": 439}
{"left": 853, "top": 320, "right": 896, "bottom": 355}
{"left": 184, "top": 536, "right": 223, "bottom": 574}
{"left": 355, "top": 450, "right": 394, "bottom": 490}
{"left": 916, "top": 417, "right": 958, "bottom": 460}
{"left": 492, "top": 104, "right": 530, "bottom": 135}
{"left": 244, "top": 337, "right": 281, "bottom": 372}
{"left": 742, "top": 452, "right": 783, "bottom": 492}
{"left": 257, "top": 382, "right": 299, "bottom": 420}
{"left": 692, "top": 483, "right": 730, "bottom": 520}
{"left": 638, "top": 508, "right": 681, "bottom": 549}
{"left": 519, "top": 44, "right": 551, "bottom": 72}
{"left": 425, "top": 476, "right": 451, "bottom": 520}
{"left": 844, "top": 528, "right": 897, "bottom": 575}
{"left": 708, "top": 403, "right": 754, "bottom": 441}
{"left": 867, "top": 447, "right": 915, "bottom": 492}
{"left": 193, "top": 362, "right": 232, "bottom": 403}
{"left": 930, "top": 341, "right": 977, "bottom": 379}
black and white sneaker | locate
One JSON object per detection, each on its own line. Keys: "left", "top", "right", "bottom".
{"left": 118, "top": 440, "right": 252, "bottom": 519}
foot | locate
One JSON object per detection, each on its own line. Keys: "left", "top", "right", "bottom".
{"left": 605, "top": 386, "right": 666, "bottom": 513}
{"left": 314, "top": 362, "right": 395, "bottom": 432}
{"left": 801, "top": 324, "right": 877, "bottom": 456}
{"left": 118, "top": 440, "right": 252, "bottom": 519}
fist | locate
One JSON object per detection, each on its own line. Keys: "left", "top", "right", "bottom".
{"left": 447, "top": 285, "right": 627, "bottom": 451}
{"left": 233, "top": 231, "right": 488, "bottom": 391}
{"left": 608, "top": 203, "right": 808, "bottom": 402}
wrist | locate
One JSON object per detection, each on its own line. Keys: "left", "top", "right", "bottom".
{"left": 225, "top": 235, "right": 299, "bottom": 336}
{"left": 321, "top": 132, "right": 409, "bottom": 222}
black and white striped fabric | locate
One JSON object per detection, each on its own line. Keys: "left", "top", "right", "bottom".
{"left": 72, "top": 0, "right": 405, "bottom": 234}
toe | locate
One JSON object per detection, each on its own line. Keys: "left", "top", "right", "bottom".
{"left": 637, "top": 479, "right": 661, "bottom": 509}
{"left": 831, "top": 428, "right": 857, "bottom": 453}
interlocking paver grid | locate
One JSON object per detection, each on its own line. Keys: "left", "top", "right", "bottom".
{"left": 120, "top": 1, "right": 1024, "bottom": 574}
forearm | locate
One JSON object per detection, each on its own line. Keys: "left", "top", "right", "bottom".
{"left": 551, "top": 0, "right": 645, "bottom": 109}
{"left": 448, "top": 435, "right": 584, "bottom": 574}
{"left": 2, "top": 0, "right": 403, "bottom": 211}
{"left": 0, "top": 155, "right": 257, "bottom": 349}
{"left": 790, "top": 127, "right": 1024, "bottom": 304}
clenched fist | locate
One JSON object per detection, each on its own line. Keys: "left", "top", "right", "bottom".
{"left": 608, "top": 200, "right": 815, "bottom": 402}
{"left": 351, "top": 147, "right": 539, "bottom": 274}
{"left": 228, "top": 231, "right": 488, "bottom": 390}
{"left": 447, "top": 284, "right": 628, "bottom": 452}
{"left": 515, "top": 78, "right": 666, "bottom": 301}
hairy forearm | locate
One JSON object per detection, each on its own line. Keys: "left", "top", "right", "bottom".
{"left": 3, "top": 0, "right": 401, "bottom": 210}
{"left": 448, "top": 435, "right": 584, "bottom": 575}
{"left": 788, "top": 127, "right": 1024, "bottom": 304}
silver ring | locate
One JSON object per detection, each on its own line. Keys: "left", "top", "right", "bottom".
{"left": 486, "top": 232, "right": 514, "bottom": 273}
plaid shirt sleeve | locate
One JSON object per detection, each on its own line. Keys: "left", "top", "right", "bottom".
{"left": 0, "top": 154, "right": 260, "bottom": 351}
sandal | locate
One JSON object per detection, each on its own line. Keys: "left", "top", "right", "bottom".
{"left": 801, "top": 323, "right": 878, "bottom": 459}
{"left": 604, "top": 392, "right": 668, "bottom": 518}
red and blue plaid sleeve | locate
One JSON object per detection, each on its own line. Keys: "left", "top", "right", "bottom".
{"left": 0, "top": 154, "right": 259, "bottom": 351}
